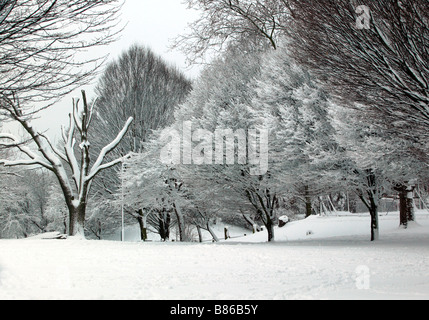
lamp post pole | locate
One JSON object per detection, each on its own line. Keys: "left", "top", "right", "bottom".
{"left": 120, "top": 153, "right": 133, "bottom": 242}
{"left": 121, "top": 159, "right": 125, "bottom": 242}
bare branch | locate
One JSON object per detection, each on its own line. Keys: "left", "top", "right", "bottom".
{"left": 87, "top": 117, "right": 133, "bottom": 182}
{"left": 0, "top": 0, "right": 124, "bottom": 115}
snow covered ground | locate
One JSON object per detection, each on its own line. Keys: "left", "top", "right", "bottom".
{"left": 0, "top": 211, "right": 429, "bottom": 300}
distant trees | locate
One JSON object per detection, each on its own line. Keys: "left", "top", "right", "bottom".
{"left": 44, "top": 183, "right": 68, "bottom": 235}
{"left": 0, "top": 164, "right": 53, "bottom": 238}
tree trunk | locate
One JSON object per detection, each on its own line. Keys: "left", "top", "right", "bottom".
{"left": 137, "top": 209, "right": 148, "bottom": 241}
{"left": 63, "top": 216, "right": 68, "bottom": 235}
{"left": 159, "top": 210, "right": 171, "bottom": 242}
{"left": 137, "top": 216, "right": 147, "bottom": 241}
{"left": 197, "top": 226, "right": 203, "bottom": 243}
{"left": 261, "top": 210, "right": 276, "bottom": 242}
{"left": 406, "top": 187, "right": 416, "bottom": 223}
{"left": 264, "top": 211, "right": 275, "bottom": 242}
{"left": 207, "top": 223, "right": 219, "bottom": 242}
{"left": 267, "top": 222, "right": 275, "bottom": 242}
{"left": 173, "top": 202, "right": 186, "bottom": 242}
{"left": 305, "top": 186, "right": 312, "bottom": 217}
{"left": 396, "top": 184, "right": 416, "bottom": 229}
{"left": 97, "top": 221, "right": 102, "bottom": 240}
{"left": 369, "top": 202, "right": 379, "bottom": 242}
{"left": 69, "top": 203, "right": 86, "bottom": 238}
{"left": 398, "top": 186, "right": 408, "bottom": 227}
{"left": 358, "top": 192, "right": 379, "bottom": 242}
{"left": 224, "top": 227, "right": 230, "bottom": 240}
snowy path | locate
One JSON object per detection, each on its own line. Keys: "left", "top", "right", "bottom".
{"left": 1, "top": 231, "right": 429, "bottom": 300}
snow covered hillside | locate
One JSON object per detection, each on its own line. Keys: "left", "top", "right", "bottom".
{"left": 0, "top": 211, "right": 428, "bottom": 300}
{"left": 229, "top": 210, "right": 429, "bottom": 243}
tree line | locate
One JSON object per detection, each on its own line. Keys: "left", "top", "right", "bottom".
{"left": 0, "top": 0, "right": 428, "bottom": 242}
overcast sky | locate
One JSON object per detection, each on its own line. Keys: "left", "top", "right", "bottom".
{"left": 8, "top": 0, "right": 202, "bottom": 141}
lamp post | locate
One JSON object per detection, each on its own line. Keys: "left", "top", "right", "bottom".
{"left": 121, "top": 153, "right": 132, "bottom": 242}
{"left": 121, "top": 159, "right": 125, "bottom": 242}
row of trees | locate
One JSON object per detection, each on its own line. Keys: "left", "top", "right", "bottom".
{"left": 165, "top": 0, "right": 428, "bottom": 242}
{"left": 116, "top": 0, "right": 429, "bottom": 242}
{"left": 1, "top": 0, "right": 428, "bottom": 242}
{"left": 118, "top": 41, "right": 428, "bottom": 243}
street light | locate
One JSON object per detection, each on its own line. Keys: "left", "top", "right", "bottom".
{"left": 121, "top": 153, "right": 132, "bottom": 242}
{"left": 121, "top": 159, "right": 125, "bottom": 242}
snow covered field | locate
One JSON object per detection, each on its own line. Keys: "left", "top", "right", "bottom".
{"left": 1, "top": 211, "right": 429, "bottom": 300}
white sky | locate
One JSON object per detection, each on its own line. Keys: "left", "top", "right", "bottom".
{"left": 6, "top": 0, "right": 202, "bottom": 141}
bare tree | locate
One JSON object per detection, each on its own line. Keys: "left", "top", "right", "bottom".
{"left": 174, "top": 0, "right": 291, "bottom": 63}
{"left": 0, "top": 91, "right": 133, "bottom": 237}
{"left": 0, "top": 158, "right": 54, "bottom": 238}
{"left": 147, "top": 208, "right": 172, "bottom": 242}
{"left": 0, "top": 0, "right": 123, "bottom": 115}
{"left": 190, "top": 209, "right": 220, "bottom": 243}
{"left": 91, "top": 45, "right": 192, "bottom": 157}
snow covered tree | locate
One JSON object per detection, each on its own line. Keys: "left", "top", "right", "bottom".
{"left": 251, "top": 44, "right": 337, "bottom": 218}
{"left": 146, "top": 207, "right": 172, "bottom": 242}
{"left": 170, "top": 44, "right": 286, "bottom": 242}
{"left": 119, "top": 143, "right": 191, "bottom": 242}
{"left": 0, "top": 91, "right": 133, "bottom": 237}
{"left": 333, "top": 100, "right": 429, "bottom": 233}
{"left": 329, "top": 104, "right": 403, "bottom": 241}
{"left": 0, "top": 164, "right": 53, "bottom": 238}
{"left": 88, "top": 45, "right": 192, "bottom": 238}
{"left": 287, "top": 0, "right": 429, "bottom": 143}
